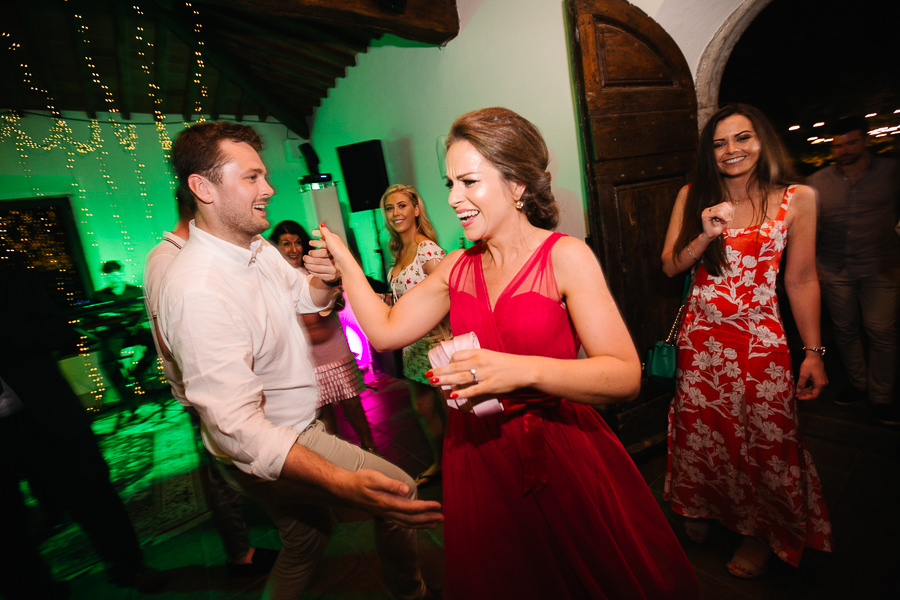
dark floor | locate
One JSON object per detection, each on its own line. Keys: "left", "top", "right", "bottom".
{"left": 24, "top": 366, "right": 900, "bottom": 599}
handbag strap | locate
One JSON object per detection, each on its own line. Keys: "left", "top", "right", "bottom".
{"left": 663, "top": 266, "right": 697, "bottom": 345}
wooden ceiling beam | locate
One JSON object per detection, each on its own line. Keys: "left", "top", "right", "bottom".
{"left": 235, "top": 90, "right": 248, "bottom": 123}
{"left": 182, "top": 52, "right": 197, "bottom": 124}
{"left": 8, "top": 4, "right": 64, "bottom": 116}
{"left": 208, "top": 71, "right": 225, "bottom": 121}
{"left": 203, "top": 8, "right": 371, "bottom": 55}
{"left": 148, "top": 14, "right": 171, "bottom": 122}
{"left": 218, "top": 34, "right": 337, "bottom": 90}
{"left": 112, "top": 2, "right": 134, "bottom": 120}
{"left": 151, "top": 0, "right": 310, "bottom": 137}
{"left": 193, "top": 0, "right": 459, "bottom": 45}
{"left": 62, "top": 2, "right": 101, "bottom": 119}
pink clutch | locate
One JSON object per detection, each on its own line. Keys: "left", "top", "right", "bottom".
{"left": 427, "top": 332, "right": 503, "bottom": 417}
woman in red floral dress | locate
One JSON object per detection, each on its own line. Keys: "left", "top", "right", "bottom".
{"left": 661, "top": 104, "right": 832, "bottom": 578}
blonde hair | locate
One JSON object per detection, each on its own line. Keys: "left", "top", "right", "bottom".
{"left": 380, "top": 184, "right": 439, "bottom": 263}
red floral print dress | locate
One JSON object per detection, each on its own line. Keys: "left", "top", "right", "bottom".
{"left": 665, "top": 185, "right": 833, "bottom": 566}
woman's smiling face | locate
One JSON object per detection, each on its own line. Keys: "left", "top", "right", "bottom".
{"left": 383, "top": 192, "right": 419, "bottom": 235}
{"left": 276, "top": 233, "right": 304, "bottom": 268}
{"left": 712, "top": 114, "right": 761, "bottom": 178}
{"left": 445, "top": 140, "right": 522, "bottom": 241}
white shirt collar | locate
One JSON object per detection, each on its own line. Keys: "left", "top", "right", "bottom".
{"left": 188, "top": 221, "right": 265, "bottom": 268}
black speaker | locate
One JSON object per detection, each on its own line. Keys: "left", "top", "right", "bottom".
{"left": 337, "top": 140, "right": 389, "bottom": 213}
{"left": 299, "top": 143, "right": 320, "bottom": 174}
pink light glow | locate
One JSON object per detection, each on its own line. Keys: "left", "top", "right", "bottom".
{"left": 337, "top": 292, "right": 372, "bottom": 371}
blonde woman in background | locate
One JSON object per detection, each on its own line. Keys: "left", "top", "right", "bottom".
{"left": 382, "top": 184, "right": 449, "bottom": 487}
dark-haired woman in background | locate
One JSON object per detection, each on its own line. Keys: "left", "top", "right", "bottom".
{"left": 381, "top": 184, "right": 449, "bottom": 487}
{"left": 661, "top": 104, "right": 832, "bottom": 578}
{"left": 270, "top": 220, "right": 378, "bottom": 454}
{"left": 310, "top": 108, "right": 699, "bottom": 599}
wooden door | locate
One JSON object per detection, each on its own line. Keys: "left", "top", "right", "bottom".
{"left": 566, "top": 0, "right": 698, "bottom": 452}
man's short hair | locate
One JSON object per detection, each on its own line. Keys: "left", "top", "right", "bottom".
{"left": 101, "top": 260, "right": 123, "bottom": 274}
{"left": 830, "top": 116, "right": 868, "bottom": 137}
{"left": 170, "top": 122, "right": 263, "bottom": 211}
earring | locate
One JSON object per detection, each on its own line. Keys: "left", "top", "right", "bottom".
{"left": 515, "top": 200, "right": 524, "bottom": 210}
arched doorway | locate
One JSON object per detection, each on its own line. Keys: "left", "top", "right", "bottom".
{"left": 693, "top": 0, "right": 773, "bottom": 127}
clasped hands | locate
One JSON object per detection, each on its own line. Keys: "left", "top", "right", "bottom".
{"left": 302, "top": 224, "right": 344, "bottom": 284}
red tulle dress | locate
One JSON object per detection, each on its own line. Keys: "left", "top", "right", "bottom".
{"left": 444, "top": 232, "right": 699, "bottom": 600}
{"left": 666, "top": 186, "right": 833, "bottom": 566}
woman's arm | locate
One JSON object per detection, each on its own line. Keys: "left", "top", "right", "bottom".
{"left": 783, "top": 185, "right": 828, "bottom": 400}
{"left": 305, "top": 225, "right": 454, "bottom": 351}
{"left": 431, "top": 237, "right": 641, "bottom": 406}
{"left": 661, "top": 185, "right": 732, "bottom": 277}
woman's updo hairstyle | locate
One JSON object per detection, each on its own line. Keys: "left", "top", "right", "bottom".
{"left": 446, "top": 107, "right": 558, "bottom": 230}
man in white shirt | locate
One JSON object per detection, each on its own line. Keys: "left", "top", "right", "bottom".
{"left": 157, "top": 122, "right": 441, "bottom": 600}
{"left": 143, "top": 192, "right": 278, "bottom": 577}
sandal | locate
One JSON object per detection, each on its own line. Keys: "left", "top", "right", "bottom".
{"left": 684, "top": 518, "right": 710, "bottom": 544}
{"left": 726, "top": 536, "right": 770, "bottom": 579}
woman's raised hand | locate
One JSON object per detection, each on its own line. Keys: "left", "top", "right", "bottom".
{"left": 701, "top": 202, "right": 734, "bottom": 239}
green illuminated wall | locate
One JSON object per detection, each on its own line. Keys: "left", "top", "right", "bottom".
{"left": 1, "top": 0, "right": 597, "bottom": 294}
{"left": 0, "top": 113, "right": 323, "bottom": 291}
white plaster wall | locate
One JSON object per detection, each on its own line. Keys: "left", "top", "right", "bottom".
{"left": 311, "top": 0, "right": 588, "bottom": 256}
{"left": 650, "top": 0, "right": 746, "bottom": 76}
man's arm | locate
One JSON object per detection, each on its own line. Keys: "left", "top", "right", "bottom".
{"left": 161, "top": 274, "right": 442, "bottom": 527}
{"left": 280, "top": 444, "right": 443, "bottom": 528}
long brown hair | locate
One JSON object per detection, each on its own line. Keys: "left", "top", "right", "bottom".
{"left": 380, "top": 184, "right": 439, "bottom": 264}
{"left": 676, "top": 103, "right": 796, "bottom": 276}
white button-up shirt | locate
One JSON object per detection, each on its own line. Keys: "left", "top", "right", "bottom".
{"left": 158, "top": 223, "right": 326, "bottom": 480}
{"left": 143, "top": 231, "right": 188, "bottom": 406}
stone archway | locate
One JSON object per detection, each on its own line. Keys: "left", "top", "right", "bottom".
{"left": 694, "top": 0, "right": 773, "bottom": 128}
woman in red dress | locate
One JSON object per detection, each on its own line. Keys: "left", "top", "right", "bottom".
{"left": 661, "top": 104, "right": 832, "bottom": 578}
{"left": 310, "top": 107, "right": 699, "bottom": 599}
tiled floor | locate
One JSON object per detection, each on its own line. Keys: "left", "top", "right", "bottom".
{"left": 30, "top": 367, "right": 900, "bottom": 599}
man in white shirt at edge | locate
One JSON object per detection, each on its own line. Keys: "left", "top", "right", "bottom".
{"left": 143, "top": 191, "right": 279, "bottom": 577}
{"left": 157, "top": 122, "right": 441, "bottom": 600}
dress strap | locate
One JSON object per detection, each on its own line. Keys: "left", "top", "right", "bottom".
{"left": 775, "top": 185, "right": 796, "bottom": 222}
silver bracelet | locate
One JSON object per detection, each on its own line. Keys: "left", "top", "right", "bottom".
{"left": 686, "top": 244, "right": 699, "bottom": 263}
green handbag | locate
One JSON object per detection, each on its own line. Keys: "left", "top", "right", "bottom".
{"left": 645, "top": 268, "right": 696, "bottom": 385}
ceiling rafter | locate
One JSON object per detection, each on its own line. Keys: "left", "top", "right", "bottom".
{"left": 196, "top": 0, "right": 459, "bottom": 45}
{"left": 112, "top": 2, "right": 134, "bottom": 121}
{"left": 63, "top": 2, "right": 102, "bottom": 120}
{"left": 0, "top": 0, "right": 459, "bottom": 138}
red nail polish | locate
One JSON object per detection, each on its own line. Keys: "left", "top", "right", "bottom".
{"left": 449, "top": 392, "right": 458, "bottom": 399}
{"left": 319, "top": 222, "right": 325, "bottom": 227}
{"left": 430, "top": 377, "right": 439, "bottom": 384}
{"left": 425, "top": 370, "right": 433, "bottom": 378}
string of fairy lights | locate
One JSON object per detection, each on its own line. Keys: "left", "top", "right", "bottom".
{"left": 0, "top": 1, "right": 216, "bottom": 410}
